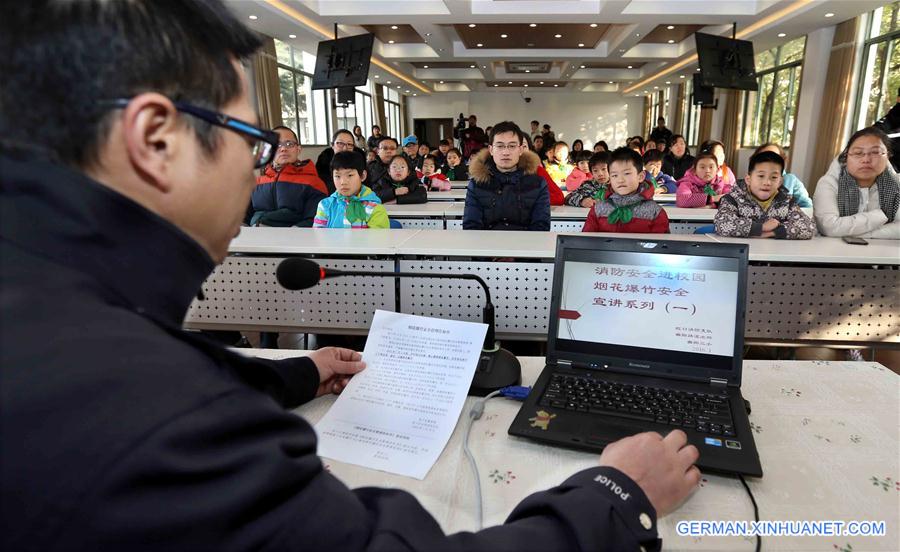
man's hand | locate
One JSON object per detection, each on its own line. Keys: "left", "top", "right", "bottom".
{"left": 580, "top": 198, "right": 596, "bottom": 208}
{"left": 307, "top": 347, "right": 366, "bottom": 397}
{"left": 395, "top": 187, "right": 409, "bottom": 196}
{"left": 599, "top": 430, "right": 700, "bottom": 517}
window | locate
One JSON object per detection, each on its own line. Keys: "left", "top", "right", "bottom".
{"left": 682, "top": 78, "right": 702, "bottom": 147}
{"left": 740, "top": 36, "right": 806, "bottom": 147}
{"left": 854, "top": 2, "right": 900, "bottom": 129}
{"left": 275, "top": 39, "right": 330, "bottom": 145}
{"left": 384, "top": 87, "right": 401, "bottom": 139}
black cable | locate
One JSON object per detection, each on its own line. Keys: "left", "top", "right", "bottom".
{"left": 739, "top": 474, "right": 761, "bottom": 552}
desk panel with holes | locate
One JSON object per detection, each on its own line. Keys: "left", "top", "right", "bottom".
{"left": 184, "top": 256, "right": 395, "bottom": 334}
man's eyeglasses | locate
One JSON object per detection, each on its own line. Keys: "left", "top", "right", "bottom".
{"left": 101, "top": 98, "right": 279, "bottom": 169}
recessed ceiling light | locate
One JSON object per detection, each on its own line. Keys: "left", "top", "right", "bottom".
{"left": 777, "top": 32, "right": 786, "bottom": 38}
{"left": 425, "top": 33, "right": 431, "bottom": 37}
{"left": 553, "top": 84, "right": 559, "bottom": 87}
{"left": 439, "top": 80, "right": 444, "bottom": 83}
{"left": 667, "top": 25, "right": 675, "bottom": 30}
{"left": 578, "top": 43, "right": 585, "bottom": 47}
{"left": 405, "top": 89, "right": 410, "bottom": 93}
{"left": 627, "top": 65, "right": 633, "bottom": 69}
{"left": 524, "top": 84, "right": 529, "bottom": 87}
{"left": 644, "top": 90, "right": 648, "bottom": 93}
{"left": 590, "top": 23, "right": 598, "bottom": 28}
{"left": 529, "top": 23, "right": 537, "bottom": 27}
{"left": 494, "top": 84, "right": 498, "bottom": 87}
{"left": 469, "top": 23, "right": 477, "bottom": 28}
{"left": 654, "top": 86, "right": 659, "bottom": 89}
{"left": 580, "top": 65, "right": 585, "bottom": 68}
{"left": 423, "top": 65, "right": 429, "bottom": 68}
{"left": 413, "top": 93, "right": 417, "bottom": 96}
{"left": 554, "top": 34, "right": 562, "bottom": 38}
{"left": 388, "top": 40, "right": 395, "bottom": 44}
{"left": 665, "top": 81, "right": 671, "bottom": 84}
{"left": 288, "top": 34, "right": 296, "bottom": 39}
{"left": 390, "top": 25, "right": 398, "bottom": 30}
{"left": 482, "top": 65, "right": 486, "bottom": 69}
{"left": 508, "top": 81, "right": 513, "bottom": 84}
{"left": 386, "top": 81, "right": 391, "bottom": 84}
{"left": 540, "top": 81, "right": 544, "bottom": 84}
{"left": 374, "top": 75, "right": 380, "bottom": 78}
{"left": 248, "top": 15, "right": 258, "bottom": 20}
{"left": 438, "top": 48, "right": 444, "bottom": 52}
{"left": 501, "top": 34, "right": 508, "bottom": 38}
{"left": 525, "top": 69, "right": 531, "bottom": 73}
{"left": 397, "top": 85, "right": 401, "bottom": 88}
{"left": 825, "top": 12, "right": 834, "bottom": 17}
{"left": 476, "top": 43, "right": 483, "bottom": 47}
{"left": 667, "top": 39, "right": 675, "bottom": 44}
{"left": 697, "top": 67, "right": 701, "bottom": 71}
{"left": 679, "top": 75, "right": 685, "bottom": 78}
{"left": 470, "top": 64, "right": 476, "bottom": 68}
{"left": 619, "top": 48, "right": 625, "bottom": 53}
{"left": 635, "top": 33, "right": 640, "bottom": 37}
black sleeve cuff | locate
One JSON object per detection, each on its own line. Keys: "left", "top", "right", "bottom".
{"left": 749, "top": 220, "right": 764, "bottom": 237}
{"left": 773, "top": 224, "right": 787, "bottom": 239}
{"left": 563, "top": 466, "right": 660, "bottom": 545}
{"left": 273, "top": 356, "right": 320, "bottom": 407}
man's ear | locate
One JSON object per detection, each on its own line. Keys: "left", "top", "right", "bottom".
{"left": 120, "top": 92, "right": 183, "bottom": 193}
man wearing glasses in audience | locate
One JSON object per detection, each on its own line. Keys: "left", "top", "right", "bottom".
{"left": 1, "top": 1, "right": 702, "bottom": 550}
{"left": 251, "top": 126, "right": 327, "bottom": 227}
{"left": 316, "top": 128, "right": 361, "bottom": 194}
{"left": 365, "top": 135, "right": 400, "bottom": 186}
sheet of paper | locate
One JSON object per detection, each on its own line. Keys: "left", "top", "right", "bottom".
{"left": 315, "top": 310, "right": 488, "bottom": 479}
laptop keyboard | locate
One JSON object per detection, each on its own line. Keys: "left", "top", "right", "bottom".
{"left": 539, "top": 373, "right": 736, "bottom": 437}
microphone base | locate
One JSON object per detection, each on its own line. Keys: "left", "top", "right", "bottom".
{"left": 468, "top": 347, "right": 522, "bottom": 397}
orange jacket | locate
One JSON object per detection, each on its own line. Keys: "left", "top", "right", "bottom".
{"left": 256, "top": 160, "right": 327, "bottom": 195}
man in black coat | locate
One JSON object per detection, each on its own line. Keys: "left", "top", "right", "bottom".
{"left": 0, "top": 2, "right": 701, "bottom": 550}
{"left": 316, "top": 128, "right": 361, "bottom": 194}
{"left": 365, "top": 135, "right": 399, "bottom": 186}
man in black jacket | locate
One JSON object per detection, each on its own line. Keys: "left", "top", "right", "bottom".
{"left": 316, "top": 128, "right": 360, "bottom": 194}
{"left": 0, "top": 2, "right": 701, "bottom": 550}
{"left": 365, "top": 135, "right": 398, "bottom": 186}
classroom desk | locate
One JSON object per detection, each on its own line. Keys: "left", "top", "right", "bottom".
{"left": 426, "top": 189, "right": 468, "bottom": 202}
{"left": 185, "top": 228, "right": 899, "bottom": 345}
{"left": 253, "top": 349, "right": 900, "bottom": 551}
{"left": 449, "top": 180, "right": 468, "bottom": 189}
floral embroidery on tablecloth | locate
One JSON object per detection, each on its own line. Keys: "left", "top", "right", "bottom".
{"left": 833, "top": 542, "right": 853, "bottom": 551}
{"left": 488, "top": 469, "right": 517, "bottom": 484}
{"left": 780, "top": 387, "right": 802, "bottom": 397}
{"left": 813, "top": 434, "right": 832, "bottom": 443}
{"left": 749, "top": 421, "right": 763, "bottom": 434}
{"left": 849, "top": 434, "right": 861, "bottom": 443}
{"left": 483, "top": 429, "right": 496, "bottom": 438}
{"left": 870, "top": 475, "right": 898, "bottom": 491}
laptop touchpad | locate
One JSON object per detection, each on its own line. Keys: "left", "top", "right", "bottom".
{"left": 587, "top": 422, "right": 662, "bottom": 447}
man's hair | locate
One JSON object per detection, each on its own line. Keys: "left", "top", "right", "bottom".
{"left": 439, "top": 139, "right": 450, "bottom": 146}
{"left": 573, "top": 150, "right": 593, "bottom": 164}
{"left": 657, "top": 117, "right": 666, "bottom": 123}
{"left": 0, "top": 0, "right": 261, "bottom": 168}
{"left": 488, "top": 121, "right": 523, "bottom": 144}
{"left": 594, "top": 140, "right": 609, "bottom": 151}
{"left": 332, "top": 129, "right": 353, "bottom": 143}
{"left": 377, "top": 136, "right": 398, "bottom": 148}
{"left": 330, "top": 150, "right": 366, "bottom": 175}
{"left": 589, "top": 151, "right": 611, "bottom": 170}
{"left": 642, "top": 149, "right": 664, "bottom": 164}
{"left": 531, "top": 120, "right": 539, "bottom": 125}
{"left": 372, "top": 125, "right": 381, "bottom": 131}
{"left": 543, "top": 124, "right": 551, "bottom": 130}
{"left": 748, "top": 151, "right": 785, "bottom": 173}
{"left": 609, "top": 147, "right": 643, "bottom": 172}
{"left": 272, "top": 126, "right": 299, "bottom": 142}
{"left": 469, "top": 114, "right": 477, "bottom": 120}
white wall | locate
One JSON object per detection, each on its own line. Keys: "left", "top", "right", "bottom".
{"left": 407, "top": 91, "right": 645, "bottom": 148}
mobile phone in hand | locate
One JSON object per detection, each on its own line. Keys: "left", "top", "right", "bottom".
{"left": 842, "top": 236, "right": 869, "bottom": 245}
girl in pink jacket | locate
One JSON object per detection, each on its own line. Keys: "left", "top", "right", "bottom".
{"left": 676, "top": 151, "right": 732, "bottom": 208}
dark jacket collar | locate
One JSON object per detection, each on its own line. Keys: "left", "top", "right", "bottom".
{"left": 0, "top": 148, "right": 215, "bottom": 327}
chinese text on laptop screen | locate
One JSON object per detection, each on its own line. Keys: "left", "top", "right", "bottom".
{"left": 557, "top": 252, "right": 738, "bottom": 357}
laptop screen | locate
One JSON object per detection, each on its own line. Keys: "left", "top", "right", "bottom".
{"left": 552, "top": 246, "right": 743, "bottom": 373}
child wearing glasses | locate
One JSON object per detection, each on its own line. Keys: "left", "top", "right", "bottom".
{"left": 715, "top": 151, "right": 814, "bottom": 239}
{"left": 370, "top": 155, "right": 427, "bottom": 204}
{"left": 813, "top": 127, "right": 899, "bottom": 239}
{"left": 313, "top": 151, "right": 389, "bottom": 229}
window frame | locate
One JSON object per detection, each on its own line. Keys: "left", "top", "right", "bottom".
{"left": 740, "top": 38, "right": 806, "bottom": 148}
{"left": 852, "top": 3, "right": 900, "bottom": 130}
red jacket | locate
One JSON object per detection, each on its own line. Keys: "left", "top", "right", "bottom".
{"left": 536, "top": 165, "right": 565, "bottom": 206}
{"left": 582, "top": 181, "right": 670, "bottom": 233}
{"left": 257, "top": 160, "right": 328, "bottom": 195}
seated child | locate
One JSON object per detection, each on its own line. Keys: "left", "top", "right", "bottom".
{"left": 313, "top": 151, "right": 388, "bottom": 228}
{"left": 370, "top": 155, "right": 427, "bottom": 204}
{"left": 715, "top": 151, "right": 815, "bottom": 239}
{"left": 675, "top": 151, "right": 731, "bottom": 208}
{"left": 582, "top": 147, "right": 669, "bottom": 233}
{"left": 565, "top": 151, "right": 610, "bottom": 208}
{"left": 642, "top": 149, "right": 677, "bottom": 193}
{"left": 543, "top": 141, "right": 574, "bottom": 187}
{"left": 417, "top": 154, "right": 450, "bottom": 191}
{"left": 564, "top": 150, "right": 593, "bottom": 191}
{"left": 441, "top": 147, "right": 468, "bottom": 181}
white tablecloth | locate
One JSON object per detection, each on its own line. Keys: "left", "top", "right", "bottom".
{"left": 252, "top": 351, "right": 900, "bottom": 551}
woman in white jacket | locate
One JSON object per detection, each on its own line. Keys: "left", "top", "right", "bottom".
{"left": 813, "top": 127, "right": 899, "bottom": 239}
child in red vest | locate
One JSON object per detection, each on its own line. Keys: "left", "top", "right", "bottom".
{"left": 416, "top": 155, "right": 450, "bottom": 191}
{"left": 582, "top": 147, "right": 669, "bottom": 233}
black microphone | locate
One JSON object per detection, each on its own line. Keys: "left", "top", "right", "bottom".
{"left": 275, "top": 257, "right": 520, "bottom": 396}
